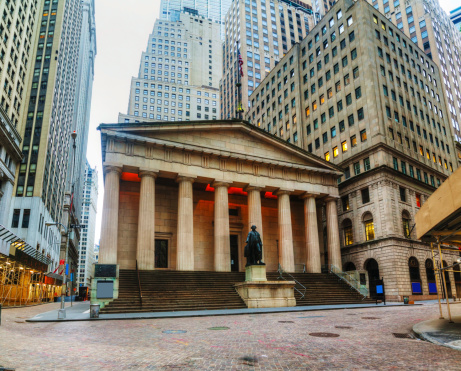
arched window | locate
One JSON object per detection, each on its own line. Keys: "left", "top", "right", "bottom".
{"left": 344, "top": 262, "right": 356, "bottom": 271}
{"left": 363, "top": 212, "right": 374, "bottom": 241}
{"left": 342, "top": 219, "right": 353, "bottom": 246}
{"left": 425, "top": 259, "right": 437, "bottom": 294}
{"left": 402, "top": 211, "right": 411, "bottom": 238}
{"left": 409, "top": 257, "right": 422, "bottom": 294}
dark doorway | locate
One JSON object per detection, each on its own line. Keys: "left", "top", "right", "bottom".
{"left": 366, "top": 259, "right": 380, "bottom": 298}
{"left": 454, "top": 263, "right": 461, "bottom": 299}
{"left": 155, "top": 239, "right": 168, "bottom": 268}
{"left": 230, "top": 235, "right": 239, "bottom": 272}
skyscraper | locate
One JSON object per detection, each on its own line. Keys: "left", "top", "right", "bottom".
{"left": 160, "top": 0, "right": 233, "bottom": 37}
{"left": 77, "top": 161, "right": 98, "bottom": 288}
{"left": 10, "top": 0, "right": 96, "bottom": 274}
{"left": 0, "top": 0, "right": 40, "bottom": 226}
{"left": 367, "top": 0, "right": 461, "bottom": 146}
{"left": 119, "top": 11, "right": 221, "bottom": 123}
{"left": 450, "top": 6, "right": 461, "bottom": 32}
{"left": 248, "top": 0, "right": 460, "bottom": 300}
{"left": 220, "top": 0, "right": 316, "bottom": 120}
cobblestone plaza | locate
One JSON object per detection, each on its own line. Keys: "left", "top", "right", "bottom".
{"left": 1, "top": 303, "right": 460, "bottom": 369}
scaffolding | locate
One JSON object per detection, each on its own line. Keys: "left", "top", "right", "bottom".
{"left": 0, "top": 257, "right": 62, "bottom": 307}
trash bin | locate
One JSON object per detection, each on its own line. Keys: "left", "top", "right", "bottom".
{"left": 403, "top": 296, "right": 409, "bottom": 304}
{"left": 90, "top": 304, "right": 100, "bottom": 319}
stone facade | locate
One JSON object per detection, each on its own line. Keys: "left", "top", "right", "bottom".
{"left": 246, "top": 0, "right": 460, "bottom": 300}
{"left": 98, "top": 120, "right": 343, "bottom": 275}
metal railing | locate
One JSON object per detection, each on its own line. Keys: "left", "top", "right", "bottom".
{"left": 277, "top": 264, "right": 306, "bottom": 299}
{"left": 328, "top": 264, "right": 368, "bottom": 298}
{"left": 135, "top": 260, "right": 143, "bottom": 307}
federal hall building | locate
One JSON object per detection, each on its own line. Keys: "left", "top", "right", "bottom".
{"left": 98, "top": 120, "right": 344, "bottom": 278}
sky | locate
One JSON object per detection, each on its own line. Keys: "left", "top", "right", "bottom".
{"left": 87, "top": 0, "right": 459, "bottom": 244}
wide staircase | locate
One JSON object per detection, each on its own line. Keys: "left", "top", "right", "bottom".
{"left": 100, "top": 270, "right": 374, "bottom": 314}
{"left": 266, "top": 272, "right": 375, "bottom": 306}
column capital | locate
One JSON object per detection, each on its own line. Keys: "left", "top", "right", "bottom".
{"left": 176, "top": 175, "right": 196, "bottom": 184}
{"left": 103, "top": 164, "right": 123, "bottom": 176}
{"left": 275, "top": 189, "right": 294, "bottom": 196}
{"left": 300, "top": 192, "right": 321, "bottom": 200}
{"left": 245, "top": 184, "right": 263, "bottom": 192}
{"left": 139, "top": 169, "right": 159, "bottom": 179}
{"left": 212, "top": 180, "right": 232, "bottom": 188}
{"left": 324, "top": 195, "right": 340, "bottom": 203}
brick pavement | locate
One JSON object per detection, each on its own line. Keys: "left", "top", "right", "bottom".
{"left": 0, "top": 302, "right": 460, "bottom": 370}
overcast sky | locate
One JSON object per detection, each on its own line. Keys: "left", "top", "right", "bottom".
{"left": 87, "top": 0, "right": 459, "bottom": 244}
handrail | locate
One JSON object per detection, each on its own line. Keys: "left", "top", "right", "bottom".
{"left": 136, "top": 260, "right": 143, "bottom": 306}
{"left": 277, "top": 264, "right": 307, "bottom": 299}
{"left": 328, "top": 264, "right": 368, "bottom": 298}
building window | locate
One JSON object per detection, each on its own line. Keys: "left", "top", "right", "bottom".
{"left": 364, "top": 157, "right": 371, "bottom": 171}
{"left": 12, "top": 209, "right": 20, "bottom": 228}
{"left": 360, "top": 130, "right": 367, "bottom": 142}
{"left": 341, "top": 141, "right": 348, "bottom": 152}
{"left": 399, "top": 187, "right": 406, "bottom": 202}
{"left": 363, "top": 212, "right": 375, "bottom": 241}
{"left": 22, "top": 209, "right": 31, "bottom": 228}
{"left": 409, "top": 257, "right": 422, "bottom": 294}
{"left": 343, "top": 219, "right": 353, "bottom": 246}
{"left": 416, "top": 193, "right": 421, "bottom": 207}
{"left": 354, "top": 162, "right": 361, "bottom": 175}
{"left": 342, "top": 196, "right": 349, "bottom": 211}
{"left": 402, "top": 211, "right": 411, "bottom": 238}
{"left": 361, "top": 188, "right": 370, "bottom": 204}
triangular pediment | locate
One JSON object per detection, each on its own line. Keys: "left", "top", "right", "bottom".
{"left": 99, "top": 120, "right": 342, "bottom": 174}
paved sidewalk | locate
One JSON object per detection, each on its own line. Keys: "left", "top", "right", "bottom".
{"left": 26, "top": 301, "right": 406, "bottom": 322}
{"left": 413, "top": 302, "right": 461, "bottom": 351}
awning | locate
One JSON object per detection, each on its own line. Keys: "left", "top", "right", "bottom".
{"left": 0, "top": 224, "right": 52, "bottom": 265}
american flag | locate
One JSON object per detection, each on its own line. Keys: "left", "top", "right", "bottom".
{"left": 238, "top": 50, "right": 244, "bottom": 77}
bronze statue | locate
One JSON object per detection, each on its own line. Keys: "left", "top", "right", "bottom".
{"left": 244, "top": 225, "right": 265, "bottom": 266}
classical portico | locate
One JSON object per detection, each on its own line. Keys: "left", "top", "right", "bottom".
{"left": 98, "top": 120, "right": 343, "bottom": 273}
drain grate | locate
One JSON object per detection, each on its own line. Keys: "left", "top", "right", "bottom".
{"left": 278, "top": 321, "right": 294, "bottom": 323}
{"left": 335, "top": 326, "right": 353, "bottom": 329}
{"left": 309, "top": 332, "right": 340, "bottom": 338}
{"left": 162, "top": 330, "right": 187, "bottom": 334}
{"left": 208, "top": 326, "right": 230, "bottom": 330}
{"left": 362, "top": 317, "right": 380, "bottom": 320}
{"left": 393, "top": 333, "right": 415, "bottom": 339}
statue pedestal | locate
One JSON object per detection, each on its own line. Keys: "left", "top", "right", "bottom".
{"left": 235, "top": 265, "right": 296, "bottom": 308}
{"left": 245, "top": 265, "right": 267, "bottom": 282}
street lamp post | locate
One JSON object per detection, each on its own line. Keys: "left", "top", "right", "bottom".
{"left": 44, "top": 130, "right": 78, "bottom": 320}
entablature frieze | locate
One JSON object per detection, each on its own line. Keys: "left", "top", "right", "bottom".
{"left": 102, "top": 131, "right": 341, "bottom": 188}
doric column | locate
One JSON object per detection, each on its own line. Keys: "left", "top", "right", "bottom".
{"left": 276, "top": 189, "right": 295, "bottom": 272}
{"left": 176, "top": 176, "right": 195, "bottom": 270}
{"left": 302, "top": 194, "right": 321, "bottom": 273}
{"left": 136, "top": 170, "right": 158, "bottom": 270}
{"left": 246, "top": 185, "right": 264, "bottom": 261}
{"left": 326, "top": 197, "right": 342, "bottom": 269}
{"left": 99, "top": 165, "right": 122, "bottom": 264}
{"left": 213, "top": 181, "right": 231, "bottom": 272}
{"left": 317, "top": 203, "right": 325, "bottom": 265}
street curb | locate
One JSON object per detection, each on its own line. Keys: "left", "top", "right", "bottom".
{"left": 412, "top": 320, "right": 461, "bottom": 351}
{"left": 26, "top": 302, "right": 413, "bottom": 323}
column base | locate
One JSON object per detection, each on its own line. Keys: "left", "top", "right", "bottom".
{"left": 235, "top": 281, "right": 296, "bottom": 308}
{"left": 245, "top": 265, "right": 267, "bottom": 282}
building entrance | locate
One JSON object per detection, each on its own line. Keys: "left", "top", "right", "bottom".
{"left": 230, "top": 235, "right": 239, "bottom": 272}
{"left": 366, "top": 259, "right": 380, "bottom": 298}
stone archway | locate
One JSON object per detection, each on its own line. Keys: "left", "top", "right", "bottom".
{"left": 365, "top": 258, "right": 380, "bottom": 298}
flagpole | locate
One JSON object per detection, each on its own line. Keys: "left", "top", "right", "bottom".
{"left": 236, "top": 47, "right": 244, "bottom": 120}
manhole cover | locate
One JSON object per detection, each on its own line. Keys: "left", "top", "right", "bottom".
{"left": 393, "top": 333, "right": 415, "bottom": 339}
{"left": 309, "top": 332, "right": 340, "bottom": 338}
{"left": 335, "top": 326, "right": 353, "bottom": 329}
{"left": 162, "top": 330, "right": 187, "bottom": 334}
{"left": 362, "top": 317, "right": 380, "bottom": 320}
{"left": 208, "top": 326, "right": 230, "bottom": 330}
{"left": 278, "top": 321, "right": 294, "bottom": 323}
